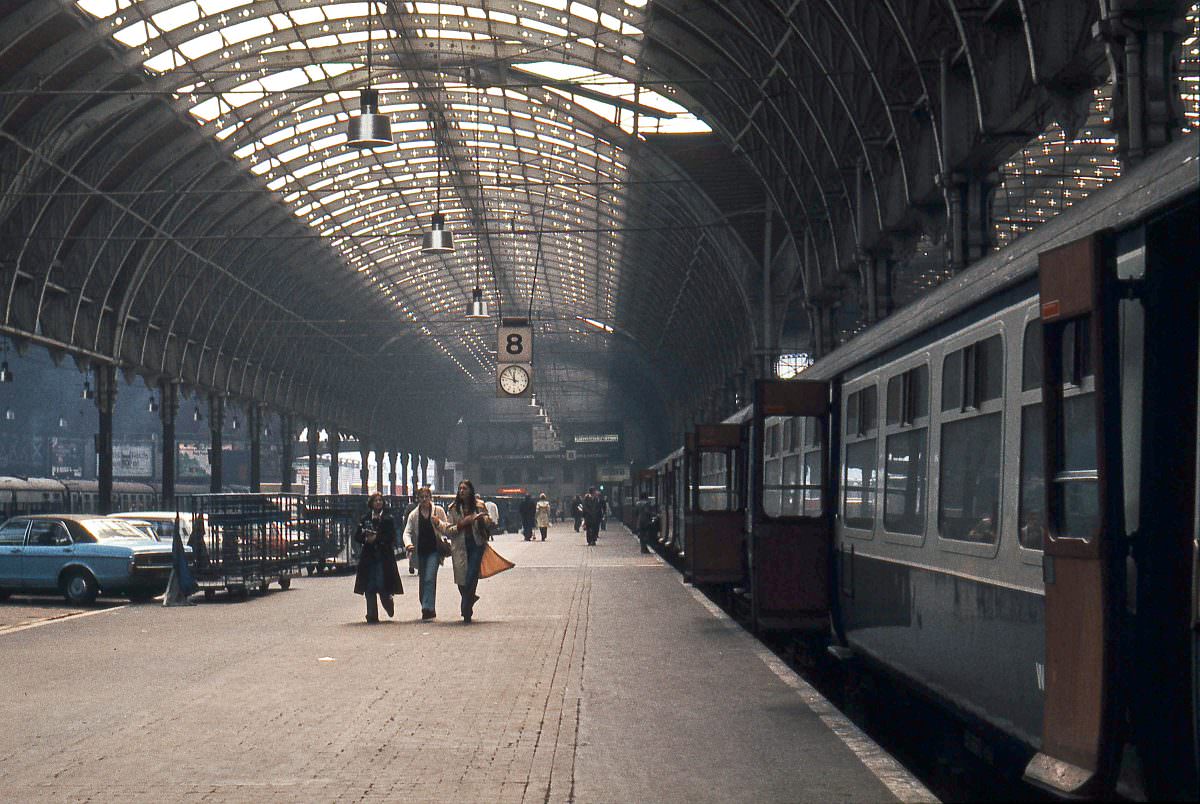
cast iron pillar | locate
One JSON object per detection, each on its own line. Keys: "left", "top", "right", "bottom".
{"left": 389, "top": 451, "right": 399, "bottom": 496}
{"left": 376, "top": 450, "right": 385, "bottom": 496}
{"left": 158, "top": 380, "right": 178, "bottom": 508}
{"left": 359, "top": 442, "right": 371, "bottom": 495}
{"left": 307, "top": 421, "right": 318, "bottom": 494}
{"left": 208, "top": 395, "right": 224, "bottom": 493}
{"left": 411, "top": 452, "right": 420, "bottom": 494}
{"left": 280, "top": 414, "right": 294, "bottom": 493}
{"left": 249, "top": 404, "right": 262, "bottom": 493}
{"left": 328, "top": 430, "right": 341, "bottom": 494}
{"left": 95, "top": 365, "right": 117, "bottom": 514}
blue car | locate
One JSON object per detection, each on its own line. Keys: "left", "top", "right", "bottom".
{"left": 0, "top": 514, "right": 178, "bottom": 604}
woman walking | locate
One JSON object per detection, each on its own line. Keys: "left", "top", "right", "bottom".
{"left": 402, "top": 486, "right": 449, "bottom": 620}
{"left": 446, "top": 479, "right": 493, "bottom": 623}
{"left": 353, "top": 492, "right": 403, "bottom": 623}
{"left": 535, "top": 493, "right": 551, "bottom": 541}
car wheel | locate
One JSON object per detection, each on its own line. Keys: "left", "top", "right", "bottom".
{"left": 63, "top": 570, "right": 98, "bottom": 605}
{"left": 278, "top": 576, "right": 292, "bottom": 590}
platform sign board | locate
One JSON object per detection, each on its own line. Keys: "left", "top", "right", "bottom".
{"left": 597, "top": 464, "right": 631, "bottom": 483}
{"left": 497, "top": 320, "right": 533, "bottom": 363}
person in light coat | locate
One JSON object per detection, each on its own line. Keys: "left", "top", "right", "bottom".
{"left": 402, "top": 486, "right": 450, "bottom": 620}
{"left": 445, "top": 479, "right": 493, "bottom": 623}
{"left": 535, "top": 493, "right": 551, "bottom": 541}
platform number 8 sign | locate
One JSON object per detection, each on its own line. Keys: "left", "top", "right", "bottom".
{"left": 497, "top": 323, "right": 532, "bottom": 363}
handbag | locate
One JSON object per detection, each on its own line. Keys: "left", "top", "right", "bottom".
{"left": 479, "top": 543, "right": 515, "bottom": 578}
{"left": 436, "top": 536, "right": 453, "bottom": 559}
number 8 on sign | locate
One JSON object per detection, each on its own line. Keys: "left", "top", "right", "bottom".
{"left": 497, "top": 324, "right": 532, "bottom": 363}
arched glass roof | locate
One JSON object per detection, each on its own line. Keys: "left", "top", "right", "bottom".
{"left": 74, "top": 0, "right": 711, "bottom": 387}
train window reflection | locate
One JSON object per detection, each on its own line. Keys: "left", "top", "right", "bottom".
{"left": 884, "top": 428, "right": 927, "bottom": 534}
{"left": 1019, "top": 404, "right": 1046, "bottom": 550}
{"left": 938, "top": 413, "right": 1002, "bottom": 543}
{"left": 698, "top": 450, "right": 738, "bottom": 512}
{"left": 1022, "top": 319, "right": 1043, "bottom": 391}
{"left": 764, "top": 415, "right": 822, "bottom": 518}
{"left": 843, "top": 440, "right": 878, "bottom": 529}
{"left": 1052, "top": 392, "right": 1099, "bottom": 539}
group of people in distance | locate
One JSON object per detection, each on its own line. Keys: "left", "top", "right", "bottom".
{"left": 353, "top": 481, "right": 490, "bottom": 624}
{"left": 351, "top": 484, "right": 625, "bottom": 624}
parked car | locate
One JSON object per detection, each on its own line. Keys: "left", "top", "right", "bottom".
{"left": 109, "top": 511, "right": 193, "bottom": 545}
{"left": 0, "top": 515, "right": 178, "bottom": 604}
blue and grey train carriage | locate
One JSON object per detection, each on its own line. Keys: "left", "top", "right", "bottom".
{"left": 643, "top": 134, "right": 1199, "bottom": 798}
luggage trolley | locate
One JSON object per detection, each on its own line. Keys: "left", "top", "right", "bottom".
{"left": 185, "top": 494, "right": 305, "bottom": 599}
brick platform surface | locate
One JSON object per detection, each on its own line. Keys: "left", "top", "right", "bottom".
{"left": 0, "top": 523, "right": 909, "bottom": 803}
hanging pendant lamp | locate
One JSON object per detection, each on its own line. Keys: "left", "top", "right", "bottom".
{"left": 346, "top": 88, "right": 393, "bottom": 148}
{"left": 344, "top": 2, "right": 392, "bottom": 149}
{"left": 422, "top": 210, "right": 454, "bottom": 254}
{"left": 466, "top": 287, "right": 489, "bottom": 319}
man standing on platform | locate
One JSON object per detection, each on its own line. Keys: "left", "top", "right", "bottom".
{"left": 582, "top": 487, "right": 602, "bottom": 546}
{"left": 520, "top": 493, "right": 536, "bottom": 541}
{"left": 634, "top": 491, "right": 655, "bottom": 554}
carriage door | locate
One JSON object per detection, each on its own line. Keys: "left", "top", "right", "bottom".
{"left": 750, "top": 379, "right": 831, "bottom": 631}
{"left": 1025, "top": 233, "right": 1122, "bottom": 795}
{"left": 685, "top": 424, "right": 745, "bottom": 585}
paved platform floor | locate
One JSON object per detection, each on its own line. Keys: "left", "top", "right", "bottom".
{"left": 0, "top": 523, "right": 935, "bottom": 803}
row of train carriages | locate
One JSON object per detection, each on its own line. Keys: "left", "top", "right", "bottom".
{"left": 630, "top": 137, "right": 1199, "bottom": 799}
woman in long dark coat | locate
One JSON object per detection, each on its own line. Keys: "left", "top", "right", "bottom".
{"left": 354, "top": 492, "right": 403, "bottom": 623}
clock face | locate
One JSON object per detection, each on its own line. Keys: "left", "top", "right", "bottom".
{"left": 499, "top": 364, "right": 530, "bottom": 395}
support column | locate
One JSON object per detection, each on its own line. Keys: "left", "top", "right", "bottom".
{"left": 208, "top": 395, "right": 224, "bottom": 494}
{"left": 389, "top": 451, "right": 399, "bottom": 496}
{"left": 759, "top": 201, "right": 775, "bottom": 379}
{"left": 1100, "top": 5, "right": 1187, "bottom": 168}
{"left": 359, "top": 441, "right": 371, "bottom": 495}
{"left": 328, "top": 430, "right": 341, "bottom": 494}
{"left": 857, "top": 250, "right": 894, "bottom": 325}
{"left": 307, "top": 421, "right": 318, "bottom": 495}
{"left": 411, "top": 452, "right": 420, "bottom": 494}
{"left": 945, "top": 172, "right": 996, "bottom": 273}
{"left": 376, "top": 450, "right": 385, "bottom": 496}
{"left": 95, "top": 365, "right": 116, "bottom": 515}
{"left": 249, "top": 404, "right": 262, "bottom": 493}
{"left": 420, "top": 454, "right": 428, "bottom": 488}
{"left": 159, "top": 380, "right": 178, "bottom": 508}
{"left": 398, "top": 452, "right": 409, "bottom": 496}
{"left": 280, "top": 414, "right": 294, "bottom": 493}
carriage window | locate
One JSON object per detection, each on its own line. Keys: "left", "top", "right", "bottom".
{"left": 782, "top": 418, "right": 794, "bottom": 454}
{"left": 943, "top": 335, "right": 1003, "bottom": 411}
{"left": 1061, "top": 318, "right": 1093, "bottom": 385}
{"left": 1055, "top": 393, "right": 1099, "bottom": 538}
{"left": 886, "top": 366, "right": 929, "bottom": 425}
{"left": 844, "top": 441, "right": 878, "bottom": 529}
{"left": 1022, "top": 319, "right": 1043, "bottom": 391}
{"left": 843, "top": 386, "right": 879, "bottom": 530}
{"left": 939, "top": 413, "right": 1002, "bottom": 543}
{"left": 698, "top": 450, "right": 737, "bottom": 512}
{"left": 885, "top": 430, "right": 927, "bottom": 534}
{"left": 766, "top": 415, "right": 823, "bottom": 518}
{"left": 1019, "top": 405, "right": 1045, "bottom": 549}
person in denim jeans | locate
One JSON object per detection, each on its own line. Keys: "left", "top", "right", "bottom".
{"left": 445, "top": 479, "right": 493, "bottom": 623}
{"left": 402, "top": 486, "right": 449, "bottom": 620}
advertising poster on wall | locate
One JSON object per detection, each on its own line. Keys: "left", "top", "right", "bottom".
{"left": 49, "top": 437, "right": 85, "bottom": 479}
{"left": 113, "top": 442, "right": 153, "bottom": 479}
{"left": 177, "top": 441, "right": 211, "bottom": 479}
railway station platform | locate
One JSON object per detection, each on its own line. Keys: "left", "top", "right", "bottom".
{"left": 0, "top": 524, "right": 934, "bottom": 803}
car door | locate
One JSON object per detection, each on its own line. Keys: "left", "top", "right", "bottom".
{"left": 22, "top": 521, "right": 74, "bottom": 591}
{"left": 0, "top": 519, "right": 30, "bottom": 588}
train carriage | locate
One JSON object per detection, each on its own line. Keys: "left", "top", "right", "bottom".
{"left": 641, "top": 133, "right": 1199, "bottom": 798}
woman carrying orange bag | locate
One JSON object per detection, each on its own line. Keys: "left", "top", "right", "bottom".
{"left": 445, "top": 479, "right": 492, "bottom": 623}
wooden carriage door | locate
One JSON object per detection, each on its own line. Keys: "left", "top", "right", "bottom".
{"left": 750, "top": 379, "right": 831, "bottom": 631}
{"left": 1025, "top": 234, "right": 1122, "bottom": 795}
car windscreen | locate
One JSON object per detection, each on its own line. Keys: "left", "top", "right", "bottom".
{"left": 80, "top": 519, "right": 156, "bottom": 541}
